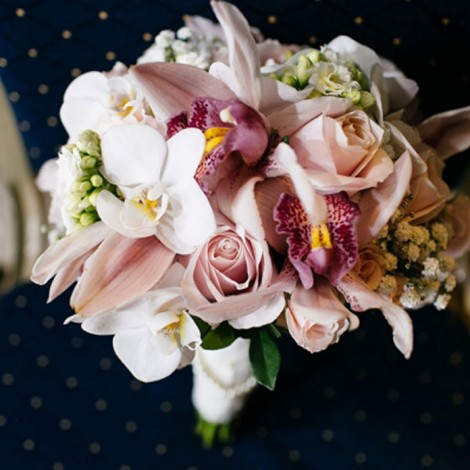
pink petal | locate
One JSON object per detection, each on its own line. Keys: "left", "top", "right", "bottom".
{"left": 274, "top": 193, "right": 314, "bottom": 289}
{"left": 130, "top": 62, "right": 235, "bottom": 121}
{"left": 71, "top": 233, "right": 175, "bottom": 316}
{"left": 216, "top": 168, "right": 265, "bottom": 241}
{"left": 418, "top": 105, "right": 470, "bottom": 160}
{"left": 356, "top": 150, "right": 412, "bottom": 246}
{"left": 211, "top": 0, "right": 261, "bottom": 109}
{"left": 337, "top": 272, "right": 413, "bottom": 358}
{"left": 268, "top": 96, "right": 352, "bottom": 137}
{"left": 48, "top": 249, "right": 94, "bottom": 302}
{"left": 31, "top": 222, "right": 110, "bottom": 285}
{"left": 286, "top": 280, "right": 359, "bottom": 353}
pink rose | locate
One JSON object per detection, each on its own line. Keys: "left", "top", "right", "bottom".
{"left": 286, "top": 281, "right": 359, "bottom": 353}
{"left": 181, "top": 224, "right": 292, "bottom": 328}
{"left": 289, "top": 109, "right": 393, "bottom": 193}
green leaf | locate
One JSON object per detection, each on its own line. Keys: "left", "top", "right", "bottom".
{"left": 201, "top": 322, "right": 236, "bottom": 350}
{"left": 249, "top": 328, "right": 281, "bottom": 390}
{"left": 192, "top": 316, "right": 211, "bottom": 338}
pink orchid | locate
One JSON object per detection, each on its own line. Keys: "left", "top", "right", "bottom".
{"left": 274, "top": 191, "right": 360, "bottom": 289}
{"left": 167, "top": 97, "right": 269, "bottom": 193}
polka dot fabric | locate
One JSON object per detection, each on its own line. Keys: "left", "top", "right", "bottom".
{"left": 0, "top": 1, "right": 469, "bottom": 468}
{"left": 1, "top": 283, "right": 469, "bottom": 468}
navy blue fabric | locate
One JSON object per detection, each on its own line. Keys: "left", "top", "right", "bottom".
{"left": 0, "top": 1, "right": 469, "bottom": 468}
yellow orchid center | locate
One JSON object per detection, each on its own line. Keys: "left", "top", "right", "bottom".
{"left": 203, "top": 127, "right": 230, "bottom": 155}
{"left": 311, "top": 222, "right": 333, "bottom": 250}
{"left": 132, "top": 187, "right": 168, "bottom": 222}
{"left": 118, "top": 98, "right": 133, "bottom": 118}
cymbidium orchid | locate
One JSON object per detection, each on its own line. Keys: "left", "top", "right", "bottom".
{"left": 95, "top": 124, "right": 216, "bottom": 254}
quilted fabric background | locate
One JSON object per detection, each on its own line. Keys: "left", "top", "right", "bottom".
{"left": 0, "top": 1, "right": 469, "bottom": 469}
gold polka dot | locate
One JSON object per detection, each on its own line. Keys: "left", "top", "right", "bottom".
{"left": 23, "top": 439, "right": 35, "bottom": 451}
{"left": 98, "top": 11, "right": 108, "bottom": 20}
{"left": 28, "top": 48, "right": 38, "bottom": 58}
{"left": 71, "top": 68, "right": 81, "bottom": 77}
{"left": 421, "top": 455, "right": 433, "bottom": 467}
{"left": 354, "top": 16, "right": 364, "bottom": 25}
{"left": 392, "top": 37, "right": 402, "bottom": 46}
{"left": 19, "top": 120, "right": 31, "bottom": 132}
{"left": 16, "top": 8, "right": 26, "bottom": 17}
{"left": 59, "top": 419, "right": 71, "bottom": 430}
{"left": 89, "top": 442, "right": 101, "bottom": 454}
{"left": 105, "top": 51, "right": 116, "bottom": 61}
{"left": 308, "top": 36, "right": 318, "bottom": 45}
{"left": 222, "top": 446, "right": 234, "bottom": 457}
{"left": 62, "top": 30, "right": 72, "bottom": 39}
{"left": 38, "top": 84, "right": 49, "bottom": 94}
{"left": 9, "top": 91, "right": 20, "bottom": 102}
{"left": 0, "top": 57, "right": 7, "bottom": 67}
{"left": 442, "top": 17, "right": 450, "bottom": 25}
{"left": 288, "top": 450, "right": 300, "bottom": 462}
{"left": 47, "top": 116, "right": 58, "bottom": 127}
{"left": 267, "top": 15, "right": 277, "bottom": 24}
{"left": 142, "top": 32, "right": 153, "bottom": 42}
{"left": 155, "top": 444, "right": 167, "bottom": 455}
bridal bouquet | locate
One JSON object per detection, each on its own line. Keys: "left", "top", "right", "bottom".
{"left": 31, "top": 1, "right": 470, "bottom": 443}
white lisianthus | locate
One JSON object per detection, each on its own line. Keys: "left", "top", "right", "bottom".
{"left": 310, "top": 61, "right": 360, "bottom": 97}
{"left": 96, "top": 125, "right": 216, "bottom": 254}
{"left": 78, "top": 287, "right": 202, "bottom": 382}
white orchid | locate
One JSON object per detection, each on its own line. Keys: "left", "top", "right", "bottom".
{"left": 60, "top": 64, "right": 160, "bottom": 140}
{"left": 78, "top": 287, "right": 201, "bottom": 382}
{"left": 96, "top": 125, "right": 216, "bottom": 254}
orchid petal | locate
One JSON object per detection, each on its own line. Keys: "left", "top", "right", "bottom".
{"left": 82, "top": 308, "right": 147, "bottom": 336}
{"left": 216, "top": 170, "right": 265, "bottom": 240}
{"left": 337, "top": 273, "right": 413, "bottom": 358}
{"left": 31, "top": 222, "right": 109, "bottom": 285}
{"left": 48, "top": 249, "right": 94, "bottom": 302}
{"left": 71, "top": 233, "right": 175, "bottom": 316}
{"left": 131, "top": 62, "right": 235, "bottom": 121}
{"left": 211, "top": 1, "right": 261, "bottom": 109}
{"left": 229, "top": 292, "right": 286, "bottom": 329}
{"left": 96, "top": 190, "right": 155, "bottom": 239}
{"left": 113, "top": 329, "right": 181, "bottom": 382}
{"left": 418, "top": 106, "right": 470, "bottom": 160}
{"left": 101, "top": 125, "right": 165, "bottom": 186}
{"left": 167, "top": 179, "right": 216, "bottom": 251}
{"left": 60, "top": 72, "right": 109, "bottom": 138}
{"left": 274, "top": 193, "right": 314, "bottom": 289}
{"left": 356, "top": 151, "right": 412, "bottom": 246}
{"left": 164, "top": 128, "right": 206, "bottom": 186}
{"left": 268, "top": 143, "right": 327, "bottom": 223}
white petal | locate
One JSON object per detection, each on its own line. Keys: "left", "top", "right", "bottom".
{"left": 96, "top": 190, "right": 154, "bottom": 238}
{"left": 100, "top": 124, "right": 166, "bottom": 186}
{"left": 113, "top": 329, "right": 182, "bottom": 382}
{"left": 82, "top": 309, "right": 146, "bottom": 335}
{"left": 179, "top": 312, "right": 202, "bottom": 350}
{"left": 164, "top": 128, "right": 206, "bottom": 186}
{"left": 163, "top": 180, "right": 216, "bottom": 252}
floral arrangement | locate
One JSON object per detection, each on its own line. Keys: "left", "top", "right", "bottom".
{"left": 31, "top": 1, "right": 470, "bottom": 444}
